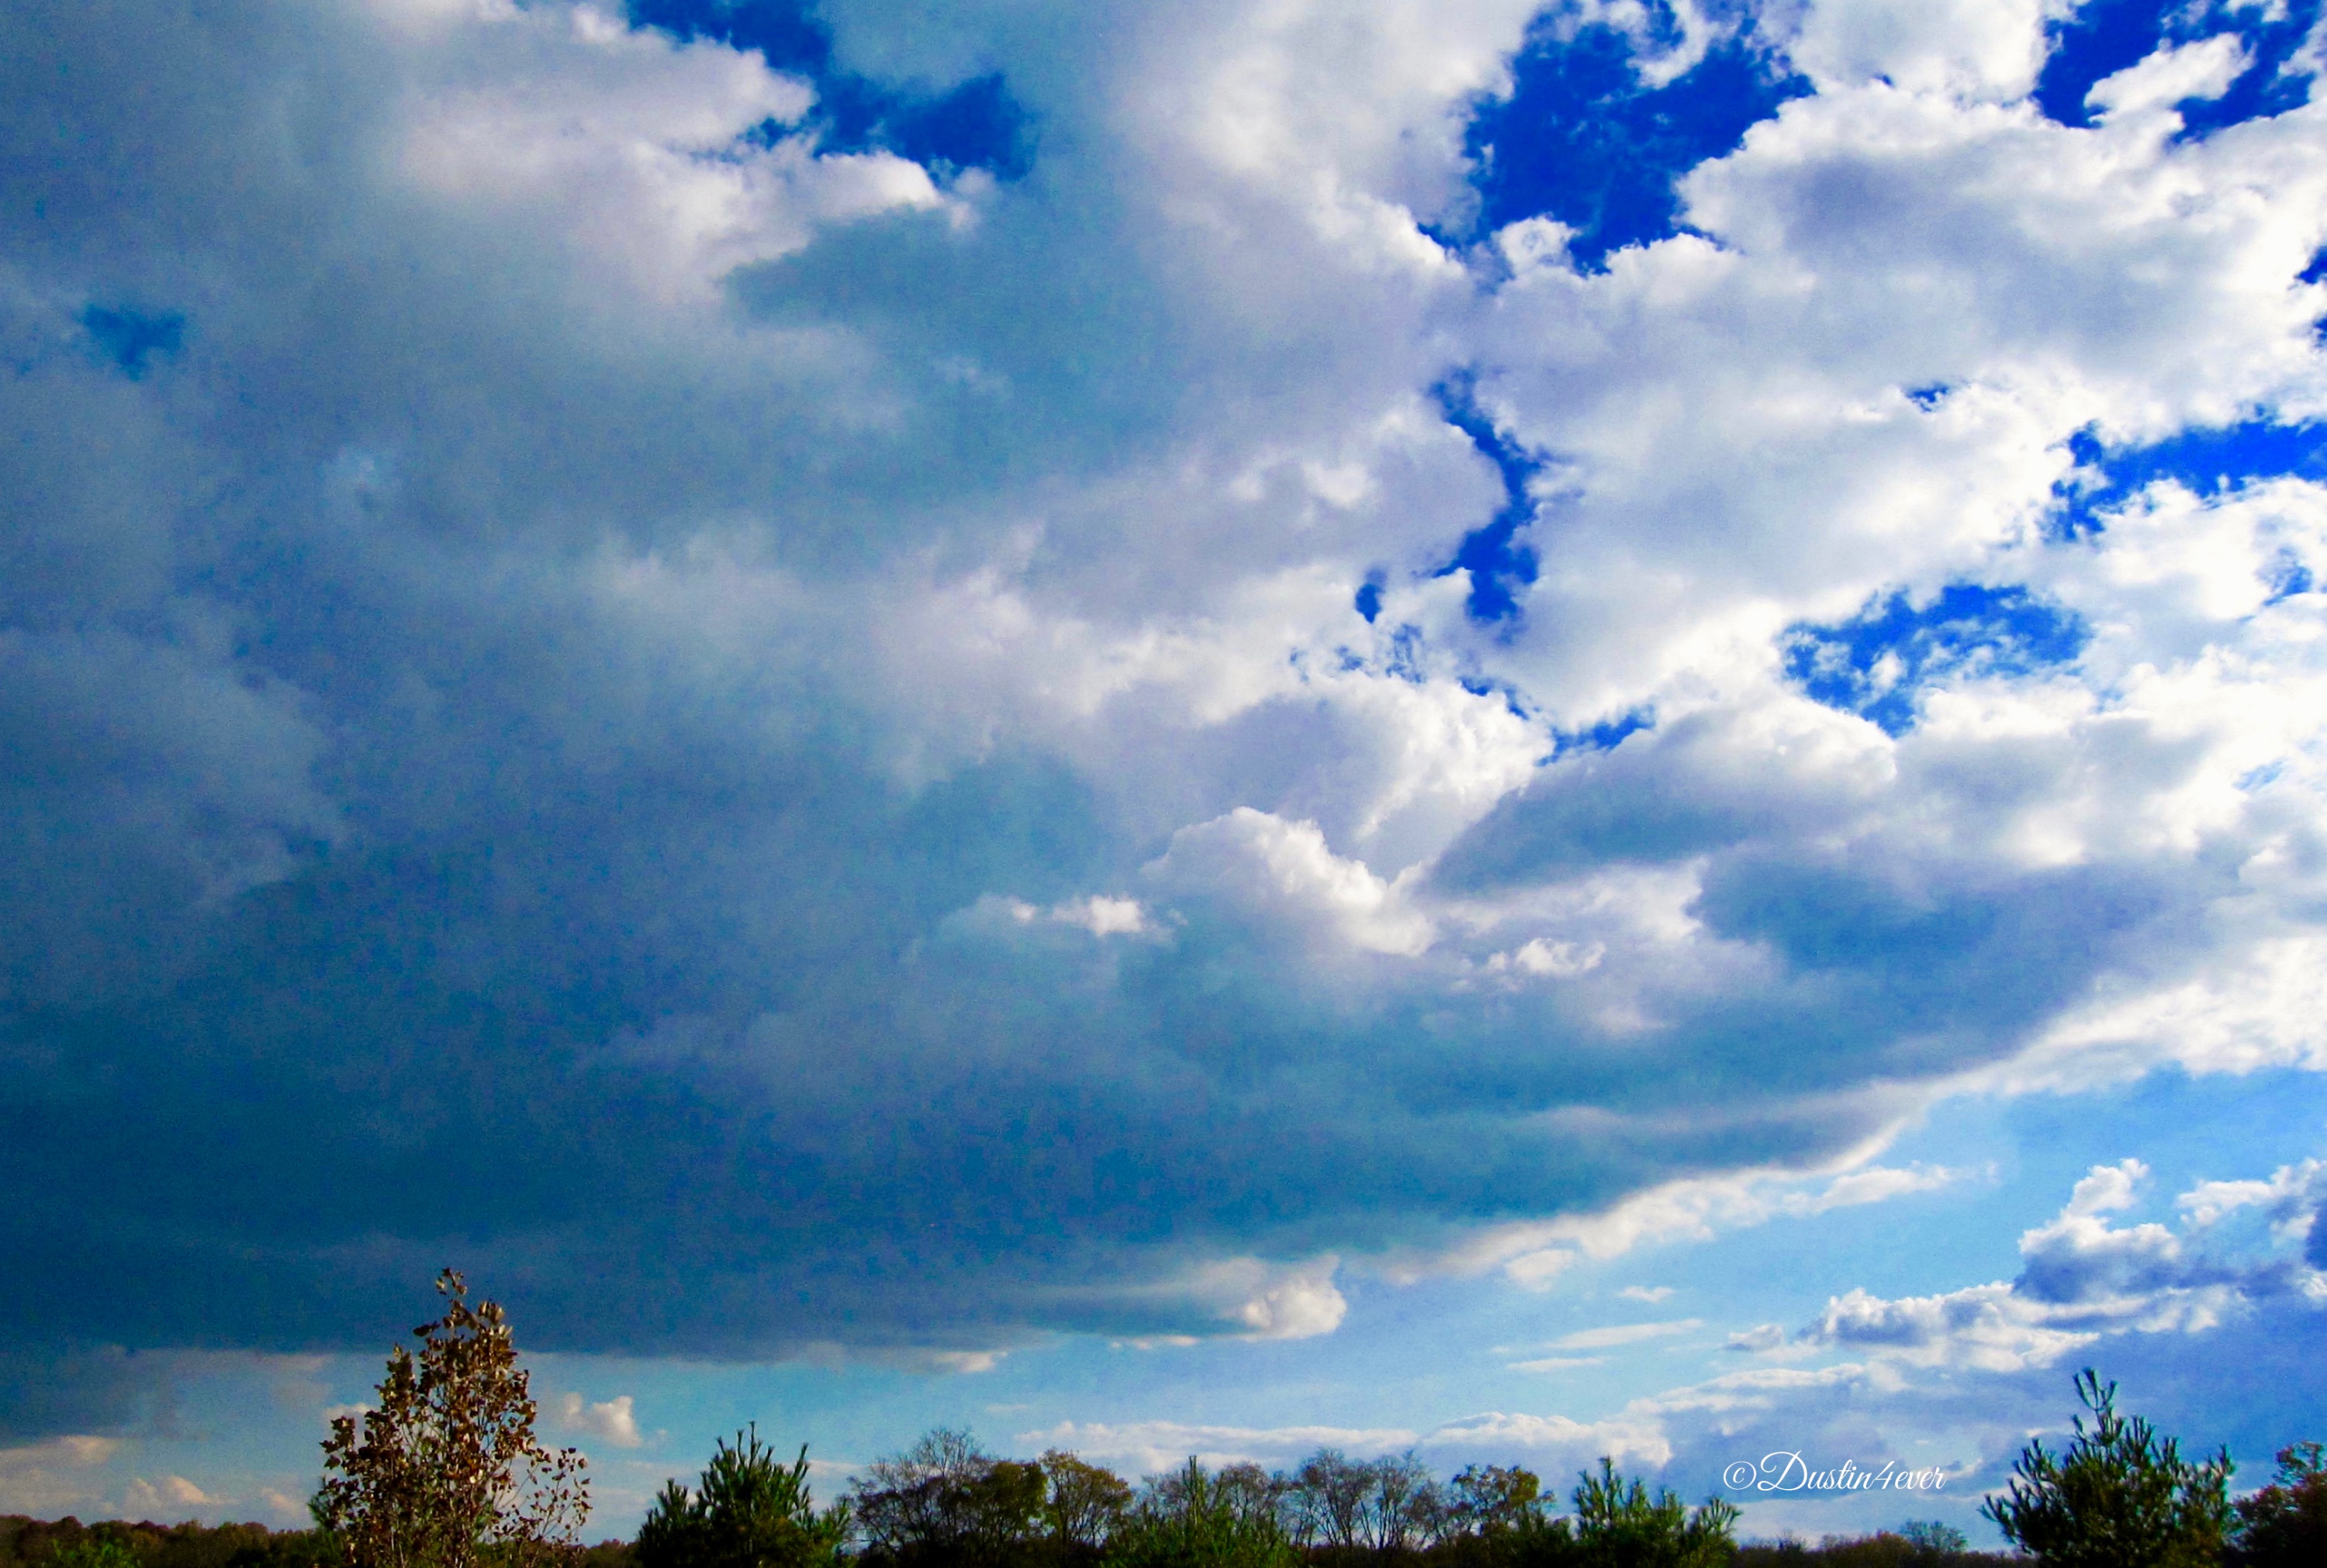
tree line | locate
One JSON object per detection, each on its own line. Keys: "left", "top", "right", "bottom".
{"left": 11, "top": 1275, "right": 2324, "bottom": 1568}
{"left": 637, "top": 1424, "right": 1753, "bottom": 1567}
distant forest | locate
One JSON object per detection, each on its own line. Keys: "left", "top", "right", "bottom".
{"left": 0, "top": 1509, "right": 2010, "bottom": 1568}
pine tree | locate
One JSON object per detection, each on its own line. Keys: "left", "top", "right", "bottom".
{"left": 1982, "top": 1369, "right": 2229, "bottom": 1568}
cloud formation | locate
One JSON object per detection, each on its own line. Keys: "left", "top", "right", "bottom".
{"left": 557, "top": 1393, "right": 645, "bottom": 1449}
{"left": 1793, "top": 1159, "right": 2327, "bottom": 1372}
{"left": 2, "top": 0, "right": 2327, "bottom": 1437}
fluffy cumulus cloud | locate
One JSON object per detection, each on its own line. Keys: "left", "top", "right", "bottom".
{"left": 1791, "top": 1158, "right": 2327, "bottom": 1373}
{"left": 6, "top": 0, "right": 2327, "bottom": 1433}
{"left": 556, "top": 1392, "right": 646, "bottom": 1449}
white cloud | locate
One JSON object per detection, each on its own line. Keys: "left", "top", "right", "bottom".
{"left": 1419, "top": 1409, "right": 1672, "bottom": 1468}
{"left": 555, "top": 1392, "right": 644, "bottom": 1449}
{"left": 126, "top": 1474, "right": 216, "bottom": 1514}
{"left": 1799, "top": 1159, "right": 2326, "bottom": 1370}
{"left": 0, "top": 1436, "right": 121, "bottom": 1518}
{"left": 387, "top": 0, "right": 953, "bottom": 300}
{"left": 2179, "top": 1159, "right": 2327, "bottom": 1231}
{"left": 1146, "top": 809, "right": 1437, "bottom": 958}
{"left": 1202, "top": 1256, "right": 1350, "bottom": 1341}
{"left": 1789, "top": 0, "right": 2054, "bottom": 101}
{"left": 1018, "top": 1419, "right": 1416, "bottom": 1476}
{"left": 1414, "top": 1159, "right": 1966, "bottom": 1287}
{"left": 1543, "top": 1318, "right": 1704, "bottom": 1352}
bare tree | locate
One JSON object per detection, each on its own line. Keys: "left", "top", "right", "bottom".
{"left": 316, "top": 1270, "right": 588, "bottom": 1568}
{"left": 1285, "top": 1450, "right": 1371, "bottom": 1550}
{"left": 1367, "top": 1453, "right": 1439, "bottom": 1552}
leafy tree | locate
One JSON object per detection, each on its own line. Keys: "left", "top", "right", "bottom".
{"left": 1106, "top": 1459, "right": 1295, "bottom": 1568}
{"left": 45, "top": 1542, "right": 140, "bottom": 1568}
{"left": 634, "top": 1427, "right": 845, "bottom": 1568}
{"left": 1434, "top": 1466, "right": 1577, "bottom": 1566}
{"left": 2229, "top": 1440, "right": 2327, "bottom": 1566}
{"left": 1038, "top": 1452, "right": 1132, "bottom": 1558}
{"left": 1445, "top": 1465, "right": 1545, "bottom": 1537}
{"left": 316, "top": 1271, "right": 588, "bottom": 1568}
{"left": 1980, "top": 1369, "right": 2230, "bottom": 1568}
{"left": 1568, "top": 1457, "right": 1738, "bottom": 1568}
{"left": 848, "top": 1430, "right": 1042, "bottom": 1566}
{"left": 1897, "top": 1521, "right": 1966, "bottom": 1558}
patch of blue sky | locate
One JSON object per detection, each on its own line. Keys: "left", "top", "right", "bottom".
{"left": 2035, "top": 0, "right": 2325, "bottom": 136}
{"left": 2263, "top": 548, "right": 2315, "bottom": 604}
{"left": 2052, "top": 419, "right": 2327, "bottom": 538}
{"left": 1457, "top": 0, "right": 1809, "bottom": 270}
{"left": 625, "top": 0, "right": 1034, "bottom": 178}
{"left": 1429, "top": 374, "right": 1544, "bottom": 624}
{"left": 1551, "top": 706, "right": 1653, "bottom": 757}
{"left": 1782, "top": 584, "right": 2089, "bottom": 737}
{"left": 79, "top": 303, "right": 182, "bottom": 378}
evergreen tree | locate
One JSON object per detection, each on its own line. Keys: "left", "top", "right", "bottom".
{"left": 1981, "top": 1369, "right": 2229, "bottom": 1568}
{"left": 635, "top": 1428, "right": 845, "bottom": 1568}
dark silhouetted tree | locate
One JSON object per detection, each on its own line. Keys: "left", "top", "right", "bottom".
{"left": 1284, "top": 1452, "right": 1368, "bottom": 1552}
{"left": 2229, "top": 1440, "right": 2327, "bottom": 1566}
{"left": 848, "top": 1430, "right": 1045, "bottom": 1566}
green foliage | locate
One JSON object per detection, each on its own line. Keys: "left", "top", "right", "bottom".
{"left": 634, "top": 1428, "right": 845, "bottom": 1568}
{"left": 846, "top": 1428, "right": 1050, "bottom": 1566}
{"left": 1446, "top": 1466, "right": 1543, "bottom": 1537}
{"left": 1565, "top": 1458, "right": 1738, "bottom": 1568}
{"left": 1981, "top": 1369, "right": 2231, "bottom": 1568}
{"left": 1106, "top": 1459, "right": 1296, "bottom": 1568}
{"left": 0, "top": 1516, "right": 347, "bottom": 1568}
{"left": 1432, "top": 1466, "right": 1571, "bottom": 1568}
{"left": 1037, "top": 1452, "right": 1132, "bottom": 1557}
{"left": 2229, "top": 1440, "right": 2327, "bottom": 1566}
{"left": 46, "top": 1540, "right": 141, "bottom": 1568}
{"left": 1894, "top": 1523, "right": 1964, "bottom": 1561}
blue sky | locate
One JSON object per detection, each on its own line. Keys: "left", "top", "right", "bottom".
{"left": 4, "top": 0, "right": 2327, "bottom": 1549}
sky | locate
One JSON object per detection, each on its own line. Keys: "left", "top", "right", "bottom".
{"left": 3, "top": 0, "right": 2327, "bottom": 1549}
